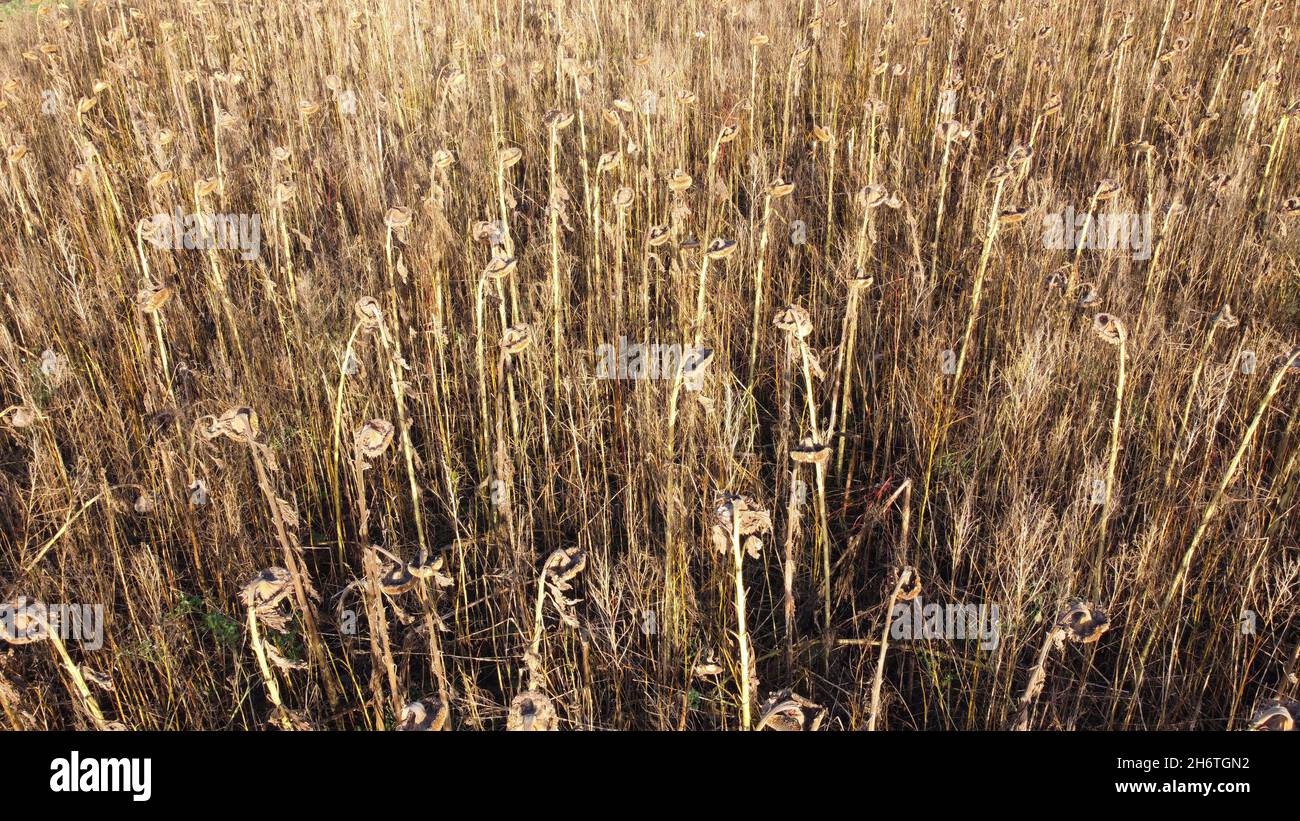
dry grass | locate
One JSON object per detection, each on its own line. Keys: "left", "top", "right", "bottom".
{"left": 0, "top": 0, "right": 1298, "bottom": 731}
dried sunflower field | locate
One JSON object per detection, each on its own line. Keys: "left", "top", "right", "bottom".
{"left": 1, "top": 0, "right": 1298, "bottom": 731}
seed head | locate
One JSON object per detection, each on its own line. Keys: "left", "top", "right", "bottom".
{"left": 507, "top": 690, "right": 557, "bottom": 731}
{"left": 1092, "top": 312, "right": 1126, "bottom": 345}
{"left": 354, "top": 419, "right": 394, "bottom": 461}
{"left": 773, "top": 304, "right": 813, "bottom": 339}
{"left": 397, "top": 698, "right": 449, "bottom": 731}
{"left": 1057, "top": 601, "right": 1110, "bottom": 644}
{"left": 500, "top": 324, "right": 532, "bottom": 356}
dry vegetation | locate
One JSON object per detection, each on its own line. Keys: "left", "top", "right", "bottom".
{"left": 1, "top": 0, "right": 1299, "bottom": 731}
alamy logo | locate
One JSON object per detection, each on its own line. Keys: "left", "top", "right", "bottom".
{"left": 50, "top": 751, "right": 151, "bottom": 802}
{"left": 790, "top": 478, "right": 808, "bottom": 508}
{"left": 1042, "top": 205, "right": 1151, "bottom": 260}
{"left": 41, "top": 89, "right": 61, "bottom": 115}
{"left": 1, "top": 599, "right": 103, "bottom": 650}
{"left": 595, "top": 337, "right": 712, "bottom": 391}
{"left": 939, "top": 88, "right": 958, "bottom": 117}
{"left": 890, "top": 597, "right": 1000, "bottom": 651}
{"left": 143, "top": 208, "right": 262, "bottom": 260}
{"left": 337, "top": 88, "right": 357, "bottom": 115}
{"left": 789, "top": 219, "right": 807, "bottom": 245}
